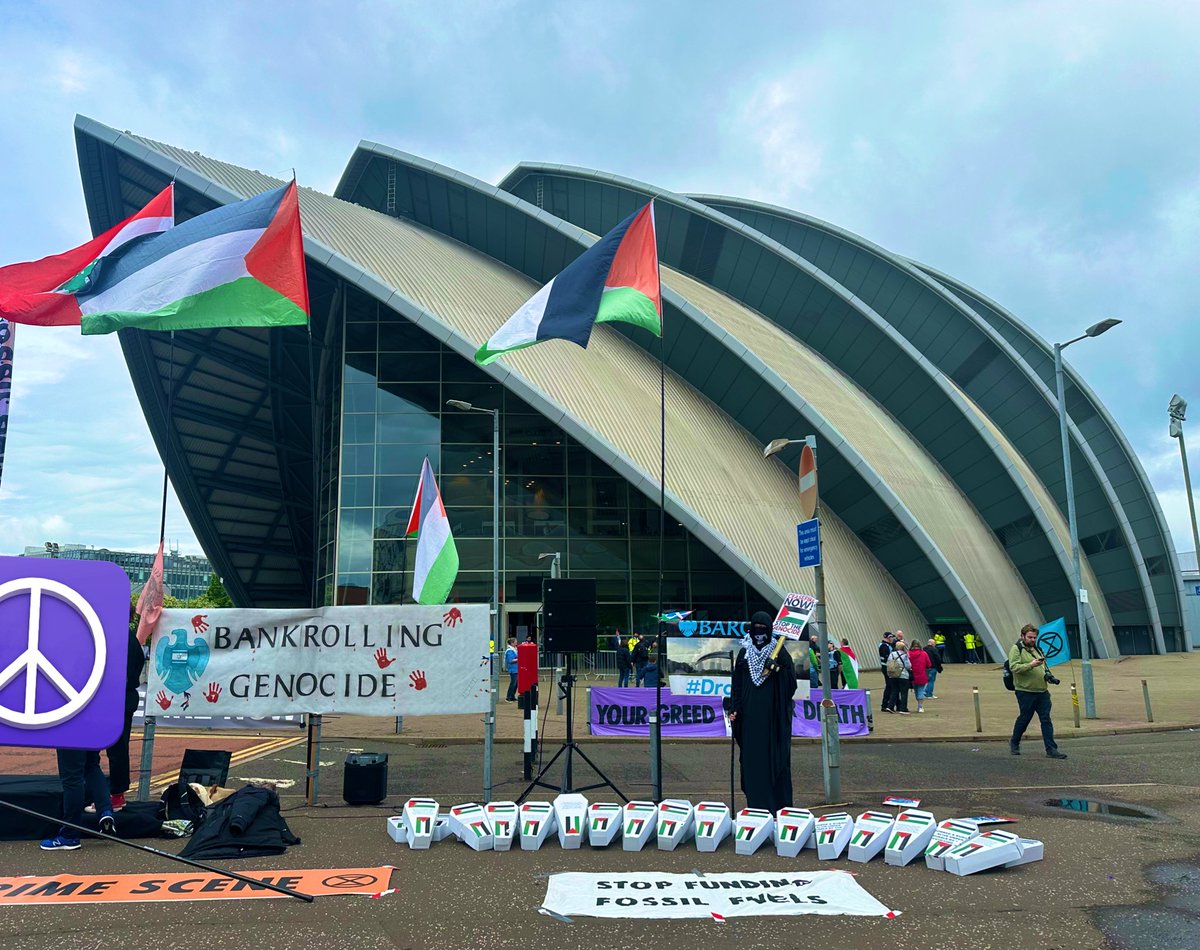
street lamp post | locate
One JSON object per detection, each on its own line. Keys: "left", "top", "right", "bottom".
{"left": 1169, "top": 396, "right": 1200, "bottom": 587}
{"left": 446, "top": 399, "right": 501, "bottom": 801}
{"left": 1053, "top": 318, "right": 1120, "bottom": 720}
{"left": 764, "top": 435, "right": 839, "bottom": 802}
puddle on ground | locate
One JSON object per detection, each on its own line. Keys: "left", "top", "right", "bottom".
{"left": 1044, "top": 798, "right": 1160, "bottom": 820}
{"left": 1094, "top": 860, "right": 1200, "bottom": 948}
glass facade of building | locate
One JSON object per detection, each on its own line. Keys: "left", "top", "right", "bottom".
{"left": 316, "top": 289, "right": 772, "bottom": 636}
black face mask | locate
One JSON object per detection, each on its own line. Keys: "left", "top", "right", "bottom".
{"left": 750, "top": 626, "right": 771, "bottom": 648}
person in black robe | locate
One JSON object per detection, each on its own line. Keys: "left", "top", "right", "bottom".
{"left": 727, "top": 611, "right": 798, "bottom": 812}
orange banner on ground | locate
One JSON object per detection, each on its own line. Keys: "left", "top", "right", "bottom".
{"left": 0, "top": 866, "right": 392, "bottom": 905}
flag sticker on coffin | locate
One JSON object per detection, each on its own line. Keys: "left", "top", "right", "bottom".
{"left": 0, "top": 184, "right": 174, "bottom": 327}
{"left": 77, "top": 182, "right": 309, "bottom": 335}
{"left": 406, "top": 458, "right": 460, "bottom": 605}
{"left": 475, "top": 202, "right": 661, "bottom": 364}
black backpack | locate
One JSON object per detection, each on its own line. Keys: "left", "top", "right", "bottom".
{"left": 1002, "top": 660, "right": 1015, "bottom": 691}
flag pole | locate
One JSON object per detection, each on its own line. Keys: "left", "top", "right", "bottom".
{"left": 137, "top": 329, "right": 175, "bottom": 803}
{"left": 652, "top": 201, "right": 665, "bottom": 803}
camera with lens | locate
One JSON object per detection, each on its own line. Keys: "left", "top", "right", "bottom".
{"left": 1043, "top": 671, "right": 1061, "bottom": 686}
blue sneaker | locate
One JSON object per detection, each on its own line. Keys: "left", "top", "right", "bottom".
{"left": 40, "top": 835, "right": 81, "bottom": 851}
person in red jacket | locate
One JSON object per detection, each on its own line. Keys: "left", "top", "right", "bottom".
{"left": 909, "top": 640, "right": 932, "bottom": 713}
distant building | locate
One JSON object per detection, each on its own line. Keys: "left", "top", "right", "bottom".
{"left": 23, "top": 543, "right": 214, "bottom": 602}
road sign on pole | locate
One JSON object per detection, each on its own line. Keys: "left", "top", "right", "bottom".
{"left": 798, "top": 444, "right": 818, "bottom": 521}
{"left": 797, "top": 518, "right": 821, "bottom": 568}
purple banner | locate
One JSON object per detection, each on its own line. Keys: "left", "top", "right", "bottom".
{"left": 590, "top": 687, "right": 870, "bottom": 738}
{"left": 0, "top": 318, "right": 12, "bottom": 489}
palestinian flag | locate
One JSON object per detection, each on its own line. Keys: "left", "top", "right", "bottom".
{"left": 406, "top": 457, "right": 459, "bottom": 605}
{"left": 77, "top": 181, "right": 308, "bottom": 335}
{"left": 840, "top": 650, "right": 860, "bottom": 688}
{"left": 475, "top": 201, "right": 661, "bottom": 364}
{"left": 0, "top": 184, "right": 174, "bottom": 326}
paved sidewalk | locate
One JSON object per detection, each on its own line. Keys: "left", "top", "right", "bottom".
{"left": 320, "top": 650, "right": 1200, "bottom": 744}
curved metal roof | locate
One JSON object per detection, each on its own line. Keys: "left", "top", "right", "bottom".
{"left": 690, "top": 193, "right": 1168, "bottom": 649}
{"left": 73, "top": 117, "right": 930, "bottom": 657}
{"left": 337, "top": 142, "right": 1052, "bottom": 653}
{"left": 498, "top": 163, "right": 1120, "bottom": 656}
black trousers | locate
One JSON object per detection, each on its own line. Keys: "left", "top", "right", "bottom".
{"left": 894, "top": 680, "right": 910, "bottom": 712}
{"left": 1011, "top": 690, "right": 1058, "bottom": 753}
{"left": 106, "top": 690, "right": 141, "bottom": 795}
{"left": 57, "top": 749, "right": 110, "bottom": 832}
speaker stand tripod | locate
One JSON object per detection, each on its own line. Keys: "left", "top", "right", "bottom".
{"left": 516, "top": 654, "right": 628, "bottom": 803}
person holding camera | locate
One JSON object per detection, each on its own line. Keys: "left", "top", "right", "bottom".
{"left": 1008, "top": 624, "right": 1068, "bottom": 759}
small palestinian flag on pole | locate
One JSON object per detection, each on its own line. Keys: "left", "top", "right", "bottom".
{"left": 475, "top": 202, "right": 661, "bottom": 364}
{"left": 0, "top": 184, "right": 174, "bottom": 326}
{"left": 77, "top": 181, "right": 309, "bottom": 335}
{"left": 406, "top": 457, "right": 460, "bottom": 605}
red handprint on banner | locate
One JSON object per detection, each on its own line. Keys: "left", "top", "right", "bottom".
{"left": 409, "top": 670, "right": 428, "bottom": 691}
{"left": 204, "top": 682, "right": 222, "bottom": 703}
{"left": 374, "top": 648, "right": 396, "bottom": 669}
{"left": 155, "top": 690, "right": 172, "bottom": 711}
{"left": 443, "top": 608, "right": 462, "bottom": 627}
{"left": 191, "top": 615, "right": 209, "bottom": 634}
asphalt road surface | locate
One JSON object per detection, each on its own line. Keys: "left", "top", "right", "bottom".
{"left": 1, "top": 731, "right": 1198, "bottom": 949}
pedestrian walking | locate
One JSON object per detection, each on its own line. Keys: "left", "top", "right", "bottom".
{"left": 504, "top": 638, "right": 519, "bottom": 701}
{"left": 889, "top": 639, "right": 913, "bottom": 714}
{"left": 878, "top": 632, "right": 898, "bottom": 712}
{"left": 909, "top": 639, "right": 931, "bottom": 712}
{"left": 615, "top": 631, "right": 633, "bottom": 688}
{"left": 1009, "top": 624, "right": 1068, "bottom": 759}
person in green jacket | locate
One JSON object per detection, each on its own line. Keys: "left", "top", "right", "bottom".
{"left": 1008, "top": 624, "right": 1068, "bottom": 759}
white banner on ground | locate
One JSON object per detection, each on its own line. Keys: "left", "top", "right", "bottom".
{"left": 147, "top": 604, "right": 489, "bottom": 718}
{"left": 541, "top": 871, "right": 898, "bottom": 920}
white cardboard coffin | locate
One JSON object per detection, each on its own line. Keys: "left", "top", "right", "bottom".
{"left": 884, "top": 809, "right": 937, "bottom": 866}
{"left": 943, "top": 829, "right": 1024, "bottom": 876}
{"left": 387, "top": 814, "right": 452, "bottom": 846}
{"left": 848, "top": 810, "right": 896, "bottom": 863}
{"left": 734, "top": 808, "right": 775, "bottom": 856}
{"left": 486, "top": 801, "right": 518, "bottom": 851}
{"left": 656, "top": 799, "right": 695, "bottom": 851}
{"left": 519, "top": 801, "right": 557, "bottom": 851}
{"left": 1004, "top": 838, "right": 1045, "bottom": 868}
{"left": 587, "top": 803, "right": 623, "bottom": 848}
{"left": 693, "top": 802, "right": 732, "bottom": 852}
{"left": 814, "top": 812, "right": 854, "bottom": 860}
{"left": 449, "top": 802, "right": 494, "bottom": 851}
{"left": 554, "top": 793, "right": 589, "bottom": 849}
{"left": 924, "top": 818, "right": 981, "bottom": 871}
{"left": 774, "top": 807, "right": 816, "bottom": 857}
{"left": 402, "top": 797, "right": 441, "bottom": 850}
{"left": 622, "top": 801, "right": 658, "bottom": 851}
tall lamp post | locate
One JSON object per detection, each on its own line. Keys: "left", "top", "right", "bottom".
{"left": 446, "top": 398, "right": 501, "bottom": 801}
{"left": 1169, "top": 395, "right": 1200, "bottom": 580}
{"left": 1054, "top": 318, "right": 1120, "bottom": 720}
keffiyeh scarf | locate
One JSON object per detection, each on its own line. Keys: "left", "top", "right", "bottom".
{"left": 744, "top": 636, "right": 776, "bottom": 686}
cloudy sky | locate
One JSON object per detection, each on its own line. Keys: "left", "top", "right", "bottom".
{"left": 1, "top": 0, "right": 1197, "bottom": 560}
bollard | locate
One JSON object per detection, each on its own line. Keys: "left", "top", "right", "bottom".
{"left": 136, "top": 715, "right": 157, "bottom": 802}
{"left": 1142, "top": 679, "right": 1154, "bottom": 723}
{"left": 972, "top": 686, "right": 982, "bottom": 734}
{"left": 864, "top": 689, "right": 875, "bottom": 733}
{"left": 1071, "top": 684, "right": 1081, "bottom": 729}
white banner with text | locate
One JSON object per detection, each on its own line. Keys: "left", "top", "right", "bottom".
{"left": 147, "top": 604, "right": 489, "bottom": 718}
{"left": 541, "top": 871, "right": 898, "bottom": 920}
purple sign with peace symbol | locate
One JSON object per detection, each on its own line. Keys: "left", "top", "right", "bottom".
{"left": 0, "top": 555, "right": 130, "bottom": 749}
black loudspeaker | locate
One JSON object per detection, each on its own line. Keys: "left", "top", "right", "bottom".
{"left": 343, "top": 752, "right": 389, "bottom": 805}
{"left": 542, "top": 578, "right": 598, "bottom": 653}
{"left": 179, "top": 749, "right": 232, "bottom": 789}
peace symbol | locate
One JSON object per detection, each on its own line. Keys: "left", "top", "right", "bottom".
{"left": 321, "top": 873, "right": 378, "bottom": 888}
{"left": 1039, "top": 630, "right": 1064, "bottom": 660}
{"left": 0, "top": 577, "right": 107, "bottom": 728}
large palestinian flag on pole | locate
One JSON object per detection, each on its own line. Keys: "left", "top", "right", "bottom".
{"left": 0, "top": 184, "right": 174, "bottom": 326}
{"left": 406, "top": 457, "right": 460, "bottom": 605}
{"left": 77, "top": 182, "right": 309, "bottom": 335}
{"left": 475, "top": 201, "right": 661, "bottom": 364}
